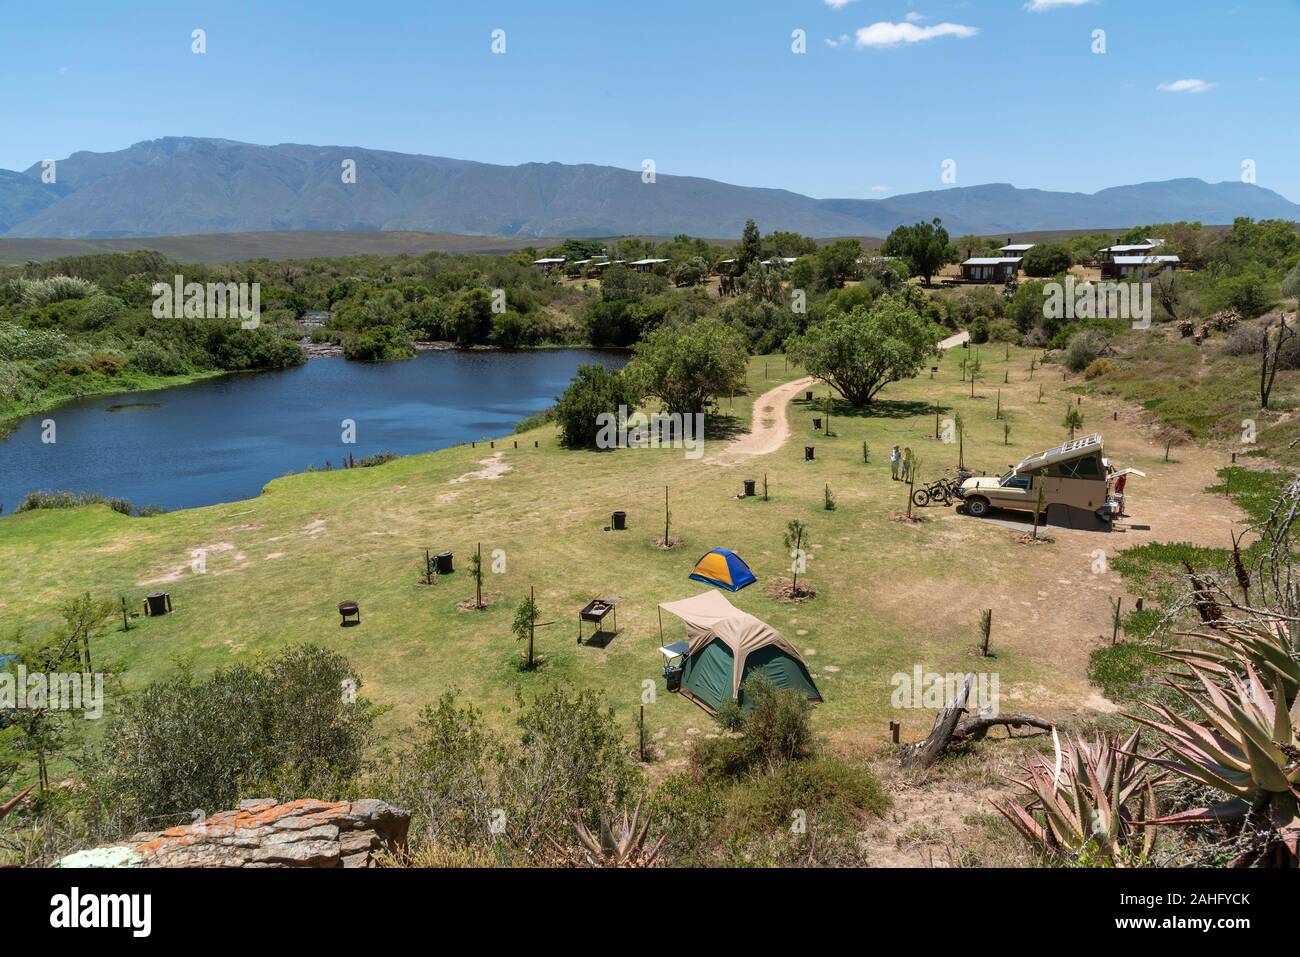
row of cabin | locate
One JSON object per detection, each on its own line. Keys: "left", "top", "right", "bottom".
{"left": 959, "top": 238, "right": 1181, "bottom": 284}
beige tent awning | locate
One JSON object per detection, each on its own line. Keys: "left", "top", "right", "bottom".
{"left": 658, "top": 591, "right": 810, "bottom": 699}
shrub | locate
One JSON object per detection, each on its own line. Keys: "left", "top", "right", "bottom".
{"left": 16, "top": 275, "right": 100, "bottom": 307}
{"left": 1022, "top": 243, "right": 1073, "bottom": 278}
{"left": 129, "top": 339, "right": 190, "bottom": 376}
{"left": 342, "top": 325, "right": 413, "bottom": 362}
{"left": 17, "top": 490, "right": 135, "bottom": 515}
{"left": 553, "top": 364, "right": 639, "bottom": 448}
{"left": 968, "top": 315, "right": 989, "bottom": 344}
{"left": 85, "top": 644, "right": 379, "bottom": 828}
{"left": 987, "top": 318, "right": 1019, "bottom": 343}
{"left": 1063, "top": 330, "right": 1107, "bottom": 372}
{"left": 1083, "top": 358, "right": 1115, "bottom": 380}
{"left": 1221, "top": 324, "right": 1264, "bottom": 357}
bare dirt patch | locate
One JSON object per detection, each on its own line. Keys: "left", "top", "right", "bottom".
{"left": 455, "top": 595, "right": 500, "bottom": 612}
{"left": 450, "top": 452, "right": 511, "bottom": 484}
{"left": 766, "top": 578, "right": 817, "bottom": 603}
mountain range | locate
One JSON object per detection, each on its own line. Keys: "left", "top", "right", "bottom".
{"left": 3, "top": 137, "right": 1298, "bottom": 241}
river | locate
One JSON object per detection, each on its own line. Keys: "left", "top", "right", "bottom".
{"left": 0, "top": 349, "right": 624, "bottom": 513}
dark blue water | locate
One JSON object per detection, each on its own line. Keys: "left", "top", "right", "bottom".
{"left": 0, "top": 349, "right": 624, "bottom": 513}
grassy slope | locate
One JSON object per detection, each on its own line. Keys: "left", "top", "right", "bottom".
{"left": 0, "top": 349, "right": 1125, "bottom": 758}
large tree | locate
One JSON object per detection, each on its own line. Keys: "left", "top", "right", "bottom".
{"left": 881, "top": 217, "right": 954, "bottom": 285}
{"left": 737, "top": 219, "right": 762, "bottom": 271}
{"left": 815, "top": 239, "right": 862, "bottom": 289}
{"left": 625, "top": 317, "right": 748, "bottom": 414}
{"left": 785, "top": 296, "right": 940, "bottom": 407}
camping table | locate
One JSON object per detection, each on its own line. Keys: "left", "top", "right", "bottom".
{"left": 659, "top": 640, "right": 689, "bottom": 691}
{"left": 578, "top": 596, "right": 619, "bottom": 643}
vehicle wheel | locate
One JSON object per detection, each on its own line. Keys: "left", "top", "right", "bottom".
{"left": 911, "top": 489, "right": 930, "bottom": 508}
{"left": 940, "top": 490, "right": 954, "bottom": 507}
{"left": 965, "top": 496, "right": 990, "bottom": 518}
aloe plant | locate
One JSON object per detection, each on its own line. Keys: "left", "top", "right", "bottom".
{"left": 1127, "top": 663, "right": 1300, "bottom": 866}
{"left": 992, "top": 730, "right": 1155, "bottom": 866}
{"left": 549, "top": 797, "right": 665, "bottom": 867}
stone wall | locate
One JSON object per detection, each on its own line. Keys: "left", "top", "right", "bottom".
{"left": 56, "top": 798, "right": 410, "bottom": 868}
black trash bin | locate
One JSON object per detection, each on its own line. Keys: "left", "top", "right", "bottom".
{"left": 611, "top": 510, "right": 627, "bottom": 530}
{"left": 805, "top": 390, "right": 814, "bottom": 401}
{"left": 805, "top": 446, "right": 815, "bottom": 461}
{"left": 812, "top": 417, "right": 822, "bottom": 430}
{"left": 435, "top": 551, "right": 454, "bottom": 575}
{"left": 144, "top": 592, "right": 172, "bottom": 616}
{"left": 742, "top": 480, "right": 756, "bottom": 497}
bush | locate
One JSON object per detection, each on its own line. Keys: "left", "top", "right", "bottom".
{"left": 1084, "top": 358, "right": 1115, "bottom": 380}
{"left": 689, "top": 674, "right": 816, "bottom": 780}
{"left": 968, "top": 315, "right": 990, "bottom": 344}
{"left": 1221, "top": 324, "right": 1265, "bottom": 356}
{"left": 553, "top": 364, "right": 639, "bottom": 448}
{"left": 987, "top": 318, "right": 1020, "bottom": 343}
{"left": 1022, "top": 243, "right": 1073, "bottom": 278}
{"left": 85, "top": 645, "right": 379, "bottom": 828}
{"left": 342, "top": 325, "right": 413, "bottom": 362}
{"left": 130, "top": 339, "right": 190, "bottom": 376}
{"left": 1063, "top": 330, "right": 1107, "bottom": 372}
{"left": 17, "top": 490, "right": 135, "bottom": 515}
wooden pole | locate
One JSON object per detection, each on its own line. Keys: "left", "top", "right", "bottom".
{"left": 658, "top": 605, "right": 663, "bottom": 646}
{"left": 889, "top": 720, "right": 900, "bottom": 744}
{"left": 528, "top": 585, "right": 535, "bottom": 669}
{"left": 121, "top": 596, "right": 130, "bottom": 631}
{"left": 1112, "top": 597, "right": 1122, "bottom": 645}
{"left": 663, "top": 485, "right": 669, "bottom": 546}
{"left": 476, "top": 542, "right": 482, "bottom": 609}
{"left": 639, "top": 706, "right": 646, "bottom": 762}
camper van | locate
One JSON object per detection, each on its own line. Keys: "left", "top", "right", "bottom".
{"left": 956, "top": 433, "right": 1134, "bottom": 528}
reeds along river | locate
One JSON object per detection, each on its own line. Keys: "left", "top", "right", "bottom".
{"left": 0, "top": 349, "right": 626, "bottom": 514}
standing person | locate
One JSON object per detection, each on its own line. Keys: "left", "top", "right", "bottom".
{"left": 901, "top": 447, "right": 912, "bottom": 484}
{"left": 890, "top": 445, "right": 901, "bottom": 481}
{"left": 1114, "top": 471, "right": 1128, "bottom": 516}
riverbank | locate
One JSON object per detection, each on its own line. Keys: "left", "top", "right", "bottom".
{"left": 0, "top": 369, "right": 226, "bottom": 439}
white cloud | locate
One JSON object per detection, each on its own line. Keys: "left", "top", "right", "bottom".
{"left": 824, "top": 34, "right": 852, "bottom": 48}
{"left": 1025, "top": 0, "right": 1097, "bottom": 11}
{"left": 824, "top": 0, "right": 857, "bottom": 8}
{"left": 1157, "top": 78, "right": 1216, "bottom": 94}
{"left": 904, "top": 12, "right": 929, "bottom": 22}
{"left": 854, "top": 21, "right": 979, "bottom": 48}
{"left": 871, "top": 185, "right": 890, "bottom": 193}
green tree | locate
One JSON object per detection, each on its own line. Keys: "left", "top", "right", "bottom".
{"left": 625, "top": 317, "right": 748, "bottom": 415}
{"left": 784, "top": 296, "right": 940, "bottom": 407}
{"left": 451, "top": 287, "right": 494, "bottom": 346}
{"left": 1021, "top": 243, "right": 1072, "bottom": 277}
{"left": 1063, "top": 403, "right": 1084, "bottom": 439}
{"left": 553, "top": 364, "right": 640, "bottom": 449}
{"left": 737, "top": 219, "right": 762, "bottom": 271}
{"left": 814, "top": 239, "right": 862, "bottom": 289}
{"left": 881, "top": 218, "right": 954, "bottom": 285}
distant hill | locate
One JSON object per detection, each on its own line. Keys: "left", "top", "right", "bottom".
{"left": 3, "top": 137, "right": 1297, "bottom": 241}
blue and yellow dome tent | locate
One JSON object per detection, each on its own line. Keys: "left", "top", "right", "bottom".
{"left": 688, "top": 548, "right": 756, "bottom": 592}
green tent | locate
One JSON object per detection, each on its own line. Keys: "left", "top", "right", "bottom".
{"left": 659, "top": 591, "right": 822, "bottom": 715}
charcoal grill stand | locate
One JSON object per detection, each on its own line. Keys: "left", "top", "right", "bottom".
{"left": 577, "top": 596, "right": 619, "bottom": 644}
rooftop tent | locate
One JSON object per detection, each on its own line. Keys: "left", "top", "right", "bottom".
{"left": 688, "top": 548, "right": 756, "bottom": 592}
{"left": 658, "top": 591, "right": 821, "bottom": 715}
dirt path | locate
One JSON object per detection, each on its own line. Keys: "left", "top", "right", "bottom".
{"left": 937, "top": 330, "right": 970, "bottom": 351}
{"left": 719, "top": 376, "right": 816, "bottom": 457}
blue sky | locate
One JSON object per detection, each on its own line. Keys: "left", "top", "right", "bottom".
{"left": 2, "top": 0, "right": 1297, "bottom": 201}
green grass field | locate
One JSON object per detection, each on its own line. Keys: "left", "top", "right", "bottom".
{"left": 0, "top": 347, "right": 1138, "bottom": 762}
